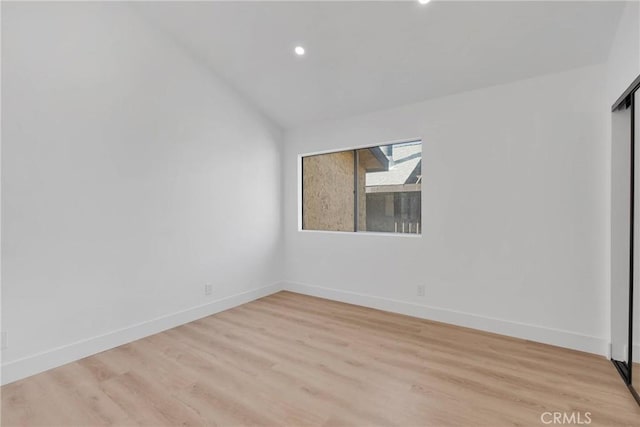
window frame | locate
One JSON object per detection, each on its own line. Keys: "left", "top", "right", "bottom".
{"left": 297, "top": 137, "right": 423, "bottom": 237}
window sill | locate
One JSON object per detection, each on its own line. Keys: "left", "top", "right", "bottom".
{"left": 297, "top": 229, "right": 422, "bottom": 238}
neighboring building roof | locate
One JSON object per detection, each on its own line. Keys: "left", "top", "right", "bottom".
{"left": 359, "top": 146, "right": 388, "bottom": 172}
{"left": 366, "top": 142, "right": 421, "bottom": 187}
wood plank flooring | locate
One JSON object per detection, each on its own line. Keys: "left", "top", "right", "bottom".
{"left": 2, "top": 291, "right": 640, "bottom": 426}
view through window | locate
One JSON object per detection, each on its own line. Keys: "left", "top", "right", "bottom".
{"left": 302, "top": 140, "right": 422, "bottom": 234}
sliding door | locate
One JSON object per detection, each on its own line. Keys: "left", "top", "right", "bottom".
{"left": 611, "top": 74, "right": 640, "bottom": 406}
{"left": 633, "top": 90, "right": 640, "bottom": 397}
{"left": 612, "top": 98, "right": 632, "bottom": 368}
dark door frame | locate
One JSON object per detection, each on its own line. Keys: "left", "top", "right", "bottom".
{"left": 612, "top": 73, "right": 640, "bottom": 406}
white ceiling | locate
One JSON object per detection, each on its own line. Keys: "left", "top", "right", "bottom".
{"left": 135, "top": 1, "right": 625, "bottom": 129}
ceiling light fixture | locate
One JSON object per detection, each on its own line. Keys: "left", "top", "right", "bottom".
{"left": 418, "top": 0, "right": 431, "bottom": 4}
{"left": 294, "top": 46, "right": 305, "bottom": 56}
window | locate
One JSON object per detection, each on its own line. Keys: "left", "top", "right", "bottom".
{"left": 301, "top": 140, "right": 422, "bottom": 234}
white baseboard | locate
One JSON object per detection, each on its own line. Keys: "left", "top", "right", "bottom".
{"left": 282, "top": 281, "right": 609, "bottom": 357}
{"left": 1, "top": 282, "right": 283, "bottom": 385}
{"left": 3, "top": 280, "right": 610, "bottom": 386}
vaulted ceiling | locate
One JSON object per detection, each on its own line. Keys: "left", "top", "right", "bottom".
{"left": 135, "top": 1, "right": 625, "bottom": 129}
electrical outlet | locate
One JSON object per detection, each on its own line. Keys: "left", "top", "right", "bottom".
{"left": 417, "top": 285, "right": 426, "bottom": 297}
{"left": 1, "top": 331, "right": 7, "bottom": 350}
{"left": 204, "top": 284, "right": 213, "bottom": 296}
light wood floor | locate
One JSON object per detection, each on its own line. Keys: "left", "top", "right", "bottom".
{"left": 2, "top": 291, "right": 640, "bottom": 426}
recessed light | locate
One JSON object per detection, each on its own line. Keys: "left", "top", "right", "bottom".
{"left": 294, "top": 46, "right": 305, "bottom": 56}
{"left": 418, "top": 0, "right": 431, "bottom": 4}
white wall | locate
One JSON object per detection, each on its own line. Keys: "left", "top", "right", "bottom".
{"left": 283, "top": 64, "right": 610, "bottom": 355}
{"left": 606, "top": 1, "right": 640, "bottom": 105}
{"left": 1, "top": 2, "right": 282, "bottom": 384}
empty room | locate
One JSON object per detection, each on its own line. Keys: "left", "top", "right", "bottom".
{"left": 2, "top": 0, "right": 640, "bottom": 426}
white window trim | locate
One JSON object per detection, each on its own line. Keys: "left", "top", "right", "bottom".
{"left": 297, "top": 137, "right": 423, "bottom": 237}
